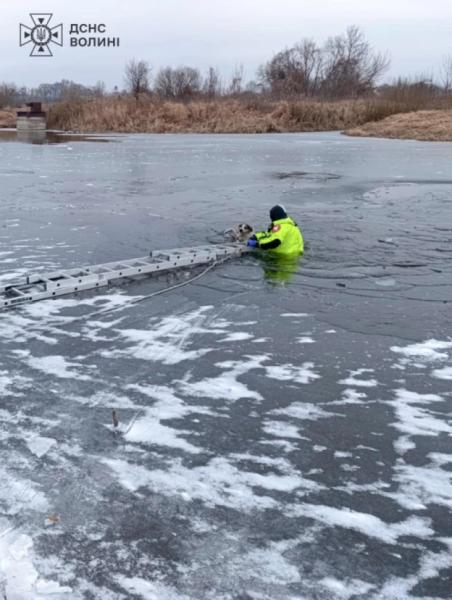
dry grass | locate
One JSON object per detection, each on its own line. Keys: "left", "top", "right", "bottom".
{"left": 346, "top": 109, "right": 452, "bottom": 141}
{"left": 46, "top": 96, "right": 406, "bottom": 134}
{"left": 0, "top": 108, "right": 16, "bottom": 128}
{"left": 6, "top": 97, "right": 452, "bottom": 140}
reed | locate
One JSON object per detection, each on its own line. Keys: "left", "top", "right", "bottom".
{"left": 45, "top": 96, "right": 431, "bottom": 134}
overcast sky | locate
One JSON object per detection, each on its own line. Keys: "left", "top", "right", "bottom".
{"left": 3, "top": 0, "right": 452, "bottom": 89}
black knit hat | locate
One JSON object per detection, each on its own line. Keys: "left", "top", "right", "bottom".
{"left": 269, "top": 205, "right": 287, "bottom": 221}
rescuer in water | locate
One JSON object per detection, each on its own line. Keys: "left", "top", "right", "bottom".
{"left": 246, "top": 205, "right": 304, "bottom": 256}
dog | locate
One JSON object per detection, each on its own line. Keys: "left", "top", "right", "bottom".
{"left": 224, "top": 223, "right": 254, "bottom": 242}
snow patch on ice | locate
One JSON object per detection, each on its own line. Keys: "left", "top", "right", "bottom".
{"left": 388, "top": 389, "right": 452, "bottom": 452}
{"left": 296, "top": 336, "right": 315, "bottom": 344}
{"left": 104, "top": 454, "right": 308, "bottom": 512}
{"left": 391, "top": 339, "right": 452, "bottom": 362}
{"left": 0, "top": 468, "right": 49, "bottom": 515}
{"left": 26, "top": 355, "right": 91, "bottom": 381}
{"left": 330, "top": 389, "right": 368, "bottom": 405}
{"left": 219, "top": 332, "right": 254, "bottom": 342}
{"left": 388, "top": 453, "right": 452, "bottom": 510}
{"left": 291, "top": 504, "right": 433, "bottom": 544}
{"left": 320, "top": 576, "right": 374, "bottom": 598}
{"left": 270, "top": 401, "right": 337, "bottom": 422}
{"left": 265, "top": 362, "right": 320, "bottom": 385}
{"left": 339, "top": 368, "right": 377, "bottom": 388}
{"left": 0, "top": 529, "right": 73, "bottom": 599}
{"left": 376, "top": 539, "right": 452, "bottom": 599}
{"left": 0, "top": 371, "right": 31, "bottom": 397}
{"left": 180, "top": 355, "right": 267, "bottom": 401}
{"left": 115, "top": 576, "right": 190, "bottom": 600}
{"left": 123, "top": 384, "right": 213, "bottom": 453}
{"left": 0, "top": 313, "right": 59, "bottom": 345}
{"left": 24, "top": 434, "right": 57, "bottom": 458}
{"left": 263, "top": 421, "right": 302, "bottom": 440}
{"left": 103, "top": 306, "right": 219, "bottom": 365}
{"left": 432, "top": 366, "right": 452, "bottom": 380}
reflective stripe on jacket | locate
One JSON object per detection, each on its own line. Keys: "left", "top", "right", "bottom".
{"left": 255, "top": 217, "right": 304, "bottom": 256}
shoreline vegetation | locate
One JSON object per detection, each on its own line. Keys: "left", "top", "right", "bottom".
{"left": 346, "top": 109, "right": 452, "bottom": 141}
{"left": 2, "top": 26, "right": 452, "bottom": 140}
{"left": 47, "top": 97, "right": 422, "bottom": 134}
{"left": 1, "top": 99, "right": 452, "bottom": 141}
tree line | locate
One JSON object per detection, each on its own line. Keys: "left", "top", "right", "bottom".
{"left": 2, "top": 26, "right": 452, "bottom": 109}
{"left": 124, "top": 26, "right": 391, "bottom": 99}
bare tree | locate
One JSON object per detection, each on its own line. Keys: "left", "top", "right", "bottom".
{"left": 154, "top": 67, "right": 174, "bottom": 98}
{"left": 124, "top": 60, "right": 150, "bottom": 100}
{"left": 0, "top": 83, "right": 18, "bottom": 108}
{"left": 321, "top": 26, "right": 389, "bottom": 98}
{"left": 173, "top": 67, "right": 202, "bottom": 98}
{"left": 93, "top": 80, "right": 106, "bottom": 97}
{"left": 203, "top": 67, "right": 222, "bottom": 97}
{"left": 441, "top": 55, "right": 452, "bottom": 93}
{"left": 259, "top": 39, "right": 322, "bottom": 97}
{"left": 155, "top": 66, "right": 202, "bottom": 99}
{"left": 229, "top": 64, "right": 244, "bottom": 95}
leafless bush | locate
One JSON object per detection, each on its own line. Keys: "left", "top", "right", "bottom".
{"left": 93, "top": 80, "right": 106, "bottom": 98}
{"left": 441, "top": 56, "right": 452, "bottom": 94}
{"left": 0, "top": 83, "right": 18, "bottom": 108}
{"left": 203, "top": 67, "right": 222, "bottom": 97}
{"left": 379, "top": 75, "right": 444, "bottom": 110}
{"left": 124, "top": 59, "right": 150, "bottom": 100}
{"left": 228, "top": 64, "right": 245, "bottom": 95}
{"left": 260, "top": 26, "right": 389, "bottom": 99}
{"left": 155, "top": 66, "right": 202, "bottom": 99}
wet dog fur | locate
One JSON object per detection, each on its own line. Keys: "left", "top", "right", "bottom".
{"left": 224, "top": 223, "right": 254, "bottom": 242}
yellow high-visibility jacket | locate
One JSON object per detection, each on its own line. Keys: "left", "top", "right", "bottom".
{"left": 255, "top": 217, "right": 304, "bottom": 256}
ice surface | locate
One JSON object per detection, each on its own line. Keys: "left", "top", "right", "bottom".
{"left": 180, "top": 355, "right": 268, "bottom": 401}
{"left": 432, "top": 366, "right": 452, "bottom": 380}
{"left": 115, "top": 576, "right": 190, "bottom": 600}
{"left": 1, "top": 133, "right": 452, "bottom": 598}
{"left": 103, "top": 455, "right": 307, "bottom": 512}
{"left": 24, "top": 434, "right": 57, "bottom": 458}
{"left": 339, "top": 368, "right": 378, "bottom": 387}
{"left": 26, "top": 354, "right": 91, "bottom": 380}
{"left": 123, "top": 384, "right": 212, "bottom": 453}
{"left": 265, "top": 362, "right": 320, "bottom": 385}
{"left": 270, "top": 401, "right": 336, "bottom": 421}
{"left": 102, "top": 307, "right": 221, "bottom": 364}
{"left": 291, "top": 504, "right": 433, "bottom": 544}
{"left": 391, "top": 339, "right": 452, "bottom": 361}
{"left": 0, "top": 529, "right": 72, "bottom": 599}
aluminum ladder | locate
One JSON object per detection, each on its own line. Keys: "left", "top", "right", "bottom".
{"left": 0, "top": 243, "right": 249, "bottom": 310}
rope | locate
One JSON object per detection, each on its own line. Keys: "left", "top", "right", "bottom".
{"left": 68, "top": 257, "right": 230, "bottom": 324}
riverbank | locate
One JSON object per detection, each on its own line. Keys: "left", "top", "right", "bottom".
{"left": 345, "top": 109, "right": 452, "bottom": 141}
{"left": 3, "top": 100, "right": 452, "bottom": 140}
{"left": 45, "top": 97, "right": 403, "bottom": 134}
{"left": 0, "top": 108, "right": 15, "bottom": 128}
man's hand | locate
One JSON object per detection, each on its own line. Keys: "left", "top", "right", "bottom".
{"left": 247, "top": 239, "right": 258, "bottom": 248}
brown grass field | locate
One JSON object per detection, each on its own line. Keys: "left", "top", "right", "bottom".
{"left": 2, "top": 98, "right": 452, "bottom": 140}
{"left": 346, "top": 109, "right": 452, "bottom": 141}
{"left": 44, "top": 96, "right": 405, "bottom": 134}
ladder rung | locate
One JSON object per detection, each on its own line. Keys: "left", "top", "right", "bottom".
{"left": 8, "top": 287, "right": 26, "bottom": 297}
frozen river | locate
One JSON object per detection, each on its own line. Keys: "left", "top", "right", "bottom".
{"left": 0, "top": 131, "right": 451, "bottom": 599}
